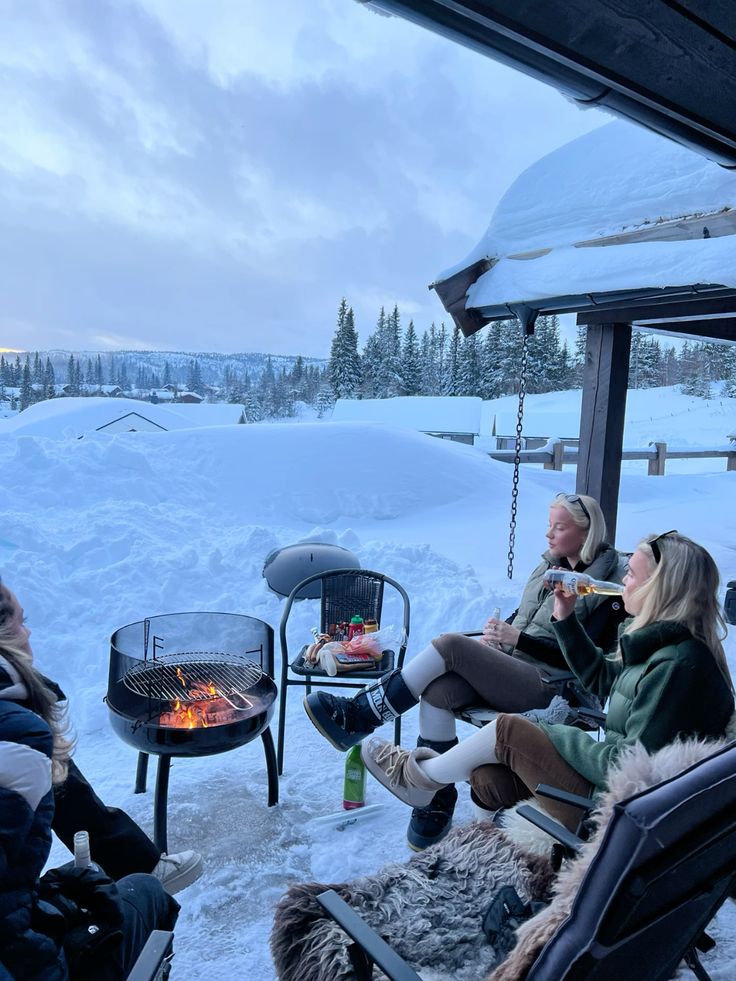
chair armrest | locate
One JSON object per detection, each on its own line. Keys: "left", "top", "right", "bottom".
{"left": 515, "top": 805, "right": 584, "bottom": 855}
{"left": 316, "top": 890, "right": 423, "bottom": 981}
{"left": 575, "top": 706, "right": 607, "bottom": 726}
{"left": 535, "top": 784, "right": 596, "bottom": 812}
{"left": 126, "top": 931, "right": 174, "bottom": 981}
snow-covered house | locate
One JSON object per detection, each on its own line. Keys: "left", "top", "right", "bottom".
{"left": 0, "top": 397, "right": 246, "bottom": 438}
{"left": 428, "top": 120, "right": 736, "bottom": 536}
{"left": 332, "top": 396, "right": 482, "bottom": 444}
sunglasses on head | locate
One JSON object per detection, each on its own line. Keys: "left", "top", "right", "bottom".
{"left": 561, "top": 494, "right": 590, "bottom": 523}
{"left": 649, "top": 530, "right": 678, "bottom": 564}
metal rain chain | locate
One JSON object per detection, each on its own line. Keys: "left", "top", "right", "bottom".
{"left": 506, "top": 315, "right": 534, "bottom": 580}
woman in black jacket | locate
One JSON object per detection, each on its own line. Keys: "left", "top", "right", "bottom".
{"left": 0, "top": 580, "right": 202, "bottom": 894}
{"left": 0, "top": 698, "right": 179, "bottom": 979}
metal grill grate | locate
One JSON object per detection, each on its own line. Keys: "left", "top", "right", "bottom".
{"left": 124, "top": 652, "right": 264, "bottom": 703}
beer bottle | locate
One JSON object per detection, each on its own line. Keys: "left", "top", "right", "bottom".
{"left": 544, "top": 570, "right": 624, "bottom": 596}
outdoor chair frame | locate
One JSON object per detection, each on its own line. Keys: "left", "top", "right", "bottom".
{"left": 277, "top": 568, "right": 410, "bottom": 774}
{"left": 316, "top": 741, "right": 736, "bottom": 981}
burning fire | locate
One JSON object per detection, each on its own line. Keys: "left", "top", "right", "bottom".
{"left": 158, "top": 666, "right": 252, "bottom": 729}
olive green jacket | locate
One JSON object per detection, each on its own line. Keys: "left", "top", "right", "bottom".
{"left": 511, "top": 544, "right": 627, "bottom": 669}
{"left": 539, "top": 613, "right": 734, "bottom": 790}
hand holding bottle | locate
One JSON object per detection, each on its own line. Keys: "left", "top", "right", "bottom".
{"left": 482, "top": 608, "right": 519, "bottom": 648}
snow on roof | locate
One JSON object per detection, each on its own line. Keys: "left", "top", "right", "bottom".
{"left": 0, "top": 398, "right": 197, "bottom": 438}
{"left": 437, "top": 120, "right": 736, "bottom": 310}
{"left": 467, "top": 235, "right": 736, "bottom": 310}
{"left": 332, "top": 396, "right": 482, "bottom": 434}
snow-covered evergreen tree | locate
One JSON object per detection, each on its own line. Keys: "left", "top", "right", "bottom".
{"left": 442, "top": 325, "right": 462, "bottom": 395}
{"left": 328, "top": 298, "right": 361, "bottom": 399}
{"left": 20, "top": 360, "right": 33, "bottom": 410}
{"left": 399, "top": 319, "right": 422, "bottom": 394}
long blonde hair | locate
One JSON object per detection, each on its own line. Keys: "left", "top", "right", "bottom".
{"left": 0, "top": 583, "right": 75, "bottom": 784}
{"left": 550, "top": 493, "right": 607, "bottom": 565}
{"left": 625, "top": 533, "right": 732, "bottom": 690}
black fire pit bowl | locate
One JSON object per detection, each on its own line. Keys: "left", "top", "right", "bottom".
{"left": 106, "top": 611, "right": 279, "bottom": 852}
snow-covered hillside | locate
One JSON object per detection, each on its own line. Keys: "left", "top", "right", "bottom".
{"left": 1, "top": 387, "right": 734, "bottom": 979}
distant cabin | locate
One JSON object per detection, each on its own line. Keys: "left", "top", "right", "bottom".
{"left": 332, "top": 397, "right": 482, "bottom": 444}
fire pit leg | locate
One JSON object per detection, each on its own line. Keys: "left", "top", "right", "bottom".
{"left": 261, "top": 727, "right": 279, "bottom": 806}
{"left": 153, "top": 755, "right": 172, "bottom": 854}
{"left": 135, "top": 752, "right": 149, "bottom": 794}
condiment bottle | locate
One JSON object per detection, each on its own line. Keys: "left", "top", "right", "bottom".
{"left": 364, "top": 618, "right": 378, "bottom": 633}
{"left": 544, "top": 570, "right": 624, "bottom": 596}
{"left": 348, "top": 616, "right": 365, "bottom": 640}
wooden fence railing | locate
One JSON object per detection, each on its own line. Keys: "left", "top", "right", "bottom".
{"left": 488, "top": 438, "right": 736, "bottom": 474}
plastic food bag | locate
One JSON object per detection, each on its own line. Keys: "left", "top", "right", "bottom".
{"left": 318, "top": 625, "right": 398, "bottom": 676}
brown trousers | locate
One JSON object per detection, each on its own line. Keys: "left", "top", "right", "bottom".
{"left": 424, "top": 632, "right": 553, "bottom": 713}
{"left": 471, "top": 713, "right": 595, "bottom": 831}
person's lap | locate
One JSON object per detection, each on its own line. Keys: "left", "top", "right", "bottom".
{"left": 424, "top": 634, "right": 553, "bottom": 714}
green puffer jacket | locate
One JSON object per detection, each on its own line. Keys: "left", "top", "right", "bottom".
{"left": 510, "top": 544, "right": 627, "bottom": 668}
{"left": 539, "top": 613, "right": 734, "bottom": 789}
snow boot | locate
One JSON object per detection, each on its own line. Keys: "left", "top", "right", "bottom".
{"left": 407, "top": 736, "right": 459, "bottom": 851}
{"left": 304, "top": 670, "right": 418, "bottom": 752}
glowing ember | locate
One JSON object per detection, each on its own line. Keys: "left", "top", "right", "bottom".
{"left": 158, "top": 666, "right": 253, "bottom": 728}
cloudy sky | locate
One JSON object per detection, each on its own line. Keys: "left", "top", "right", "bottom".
{"left": 0, "top": 0, "right": 607, "bottom": 357}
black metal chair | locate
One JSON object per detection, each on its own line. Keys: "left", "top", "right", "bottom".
{"left": 316, "top": 741, "right": 736, "bottom": 980}
{"left": 126, "top": 930, "right": 174, "bottom": 981}
{"left": 277, "top": 568, "right": 410, "bottom": 774}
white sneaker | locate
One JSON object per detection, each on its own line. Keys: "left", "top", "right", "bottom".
{"left": 361, "top": 738, "right": 447, "bottom": 807}
{"left": 152, "top": 850, "right": 203, "bottom": 895}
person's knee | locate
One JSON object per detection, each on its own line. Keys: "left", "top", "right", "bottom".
{"left": 421, "top": 676, "right": 461, "bottom": 711}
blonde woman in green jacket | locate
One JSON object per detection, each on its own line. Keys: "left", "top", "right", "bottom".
{"left": 360, "top": 531, "right": 734, "bottom": 830}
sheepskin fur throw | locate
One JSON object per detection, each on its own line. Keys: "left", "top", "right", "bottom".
{"left": 271, "top": 737, "right": 729, "bottom": 981}
{"left": 270, "top": 822, "right": 556, "bottom": 981}
{"left": 488, "top": 737, "right": 730, "bottom": 981}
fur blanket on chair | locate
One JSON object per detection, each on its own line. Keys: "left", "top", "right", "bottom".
{"left": 270, "top": 821, "right": 556, "bottom": 981}
{"left": 270, "top": 738, "right": 729, "bottom": 981}
{"left": 488, "top": 737, "right": 730, "bottom": 980}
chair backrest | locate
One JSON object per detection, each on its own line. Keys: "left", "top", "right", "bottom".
{"left": 527, "top": 742, "right": 736, "bottom": 980}
{"left": 279, "top": 568, "right": 411, "bottom": 664}
{"left": 319, "top": 571, "right": 384, "bottom": 633}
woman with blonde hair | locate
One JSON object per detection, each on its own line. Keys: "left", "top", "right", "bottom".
{"left": 306, "top": 492, "right": 627, "bottom": 848}
{"left": 0, "top": 579, "right": 202, "bottom": 894}
{"left": 360, "top": 531, "right": 734, "bottom": 832}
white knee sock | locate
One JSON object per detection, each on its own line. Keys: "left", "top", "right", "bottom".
{"left": 420, "top": 721, "right": 498, "bottom": 784}
{"left": 418, "top": 697, "right": 457, "bottom": 743}
{"left": 400, "top": 643, "right": 447, "bottom": 699}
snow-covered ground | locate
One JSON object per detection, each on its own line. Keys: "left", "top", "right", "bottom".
{"left": 2, "top": 387, "right": 734, "bottom": 979}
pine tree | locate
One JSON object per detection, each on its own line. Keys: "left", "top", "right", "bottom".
{"left": 20, "top": 361, "right": 33, "bottom": 410}
{"left": 32, "top": 352, "right": 43, "bottom": 385}
{"left": 43, "top": 358, "right": 55, "bottom": 401}
{"left": 722, "top": 345, "right": 736, "bottom": 397}
{"left": 458, "top": 332, "right": 481, "bottom": 395}
{"left": 399, "top": 319, "right": 422, "bottom": 395}
{"left": 328, "top": 299, "right": 361, "bottom": 399}
{"left": 95, "top": 354, "right": 104, "bottom": 388}
{"left": 573, "top": 324, "right": 588, "bottom": 387}
{"left": 187, "top": 358, "right": 203, "bottom": 393}
{"left": 443, "top": 325, "right": 462, "bottom": 395}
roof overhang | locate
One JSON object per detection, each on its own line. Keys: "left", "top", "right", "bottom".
{"left": 361, "top": 0, "right": 736, "bottom": 168}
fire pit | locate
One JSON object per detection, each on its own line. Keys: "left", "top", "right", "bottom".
{"left": 106, "top": 612, "right": 278, "bottom": 852}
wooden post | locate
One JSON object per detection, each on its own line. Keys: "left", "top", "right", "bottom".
{"left": 576, "top": 323, "right": 632, "bottom": 544}
{"left": 648, "top": 441, "right": 667, "bottom": 475}
{"left": 544, "top": 438, "right": 564, "bottom": 471}
{"left": 728, "top": 441, "right": 736, "bottom": 472}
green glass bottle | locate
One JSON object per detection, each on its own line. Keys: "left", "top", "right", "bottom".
{"left": 343, "top": 744, "right": 366, "bottom": 810}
